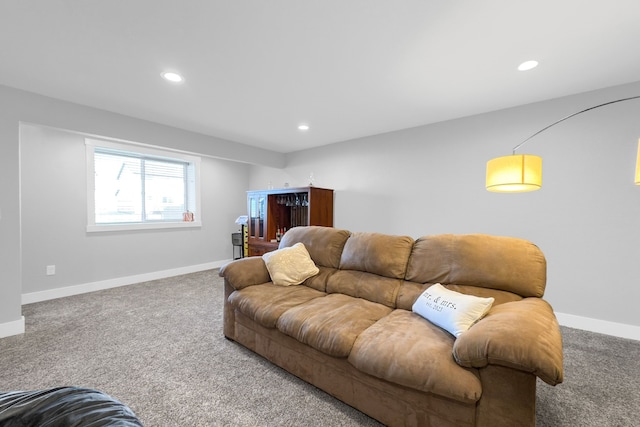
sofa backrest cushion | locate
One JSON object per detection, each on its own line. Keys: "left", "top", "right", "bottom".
{"left": 339, "top": 232, "right": 414, "bottom": 279}
{"left": 327, "top": 270, "right": 403, "bottom": 308}
{"left": 405, "top": 234, "right": 547, "bottom": 297}
{"left": 279, "top": 226, "right": 350, "bottom": 269}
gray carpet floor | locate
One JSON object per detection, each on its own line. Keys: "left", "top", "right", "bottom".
{"left": 1, "top": 270, "right": 639, "bottom": 426}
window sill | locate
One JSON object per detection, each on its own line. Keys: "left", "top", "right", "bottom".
{"left": 86, "top": 221, "right": 202, "bottom": 233}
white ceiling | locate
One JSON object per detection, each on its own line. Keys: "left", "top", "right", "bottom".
{"left": 2, "top": 1, "right": 640, "bottom": 153}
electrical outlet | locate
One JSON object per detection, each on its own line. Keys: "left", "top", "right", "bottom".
{"left": 46, "top": 265, "right": 56, "bottom": 276}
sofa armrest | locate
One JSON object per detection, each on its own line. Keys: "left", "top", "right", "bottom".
{"left": 452, "top": 298, "right": 563, "bottom": 386}
{"left": 219, "top": 257, "right": 271, "bottom": 290}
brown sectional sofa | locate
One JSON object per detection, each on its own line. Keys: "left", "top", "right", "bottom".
{"left": 219, "top": 226, "right": 563, "bottom": 427}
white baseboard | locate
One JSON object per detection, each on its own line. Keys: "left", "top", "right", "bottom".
{"left": 0, "top": 316, "right": 25, "bottom": 338}
{"left": 555, "top": 312, "right": 640, "bottom": 341}
{"left": 21, "top": 260, "right": 231, "bottom": 305}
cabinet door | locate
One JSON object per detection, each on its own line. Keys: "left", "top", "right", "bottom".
{"left": 247, "top": 192, "right": 266, "bottom": 240}
{"left": 308, "top": 187, "right": 333, "bottom": 226}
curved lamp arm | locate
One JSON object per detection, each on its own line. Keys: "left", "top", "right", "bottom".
{"left": 512, "top": 95, "right": 640, "bottom": 155}
{"left": 487, "top": 95, "right": 640, "bottom": 192}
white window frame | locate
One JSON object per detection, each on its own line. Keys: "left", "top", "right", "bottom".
{"left": 86, "top": 138, "right": 202, "bottom": 232}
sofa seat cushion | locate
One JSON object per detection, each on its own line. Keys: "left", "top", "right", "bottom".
{"left": 229, "top": 284, "right": 325, "bottom": 328}
{"left": 276, "top": 294, "right": 393, "bottom": 357}
{"left": 348, "top": 309, "right": 482, "bottom": 403}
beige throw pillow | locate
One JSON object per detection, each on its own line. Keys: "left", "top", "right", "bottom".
{"left": 412, "top": 283, "right": 494, "bottom": 337}
{"left": 262, "top": 242, "right": 319, "bottom": 286}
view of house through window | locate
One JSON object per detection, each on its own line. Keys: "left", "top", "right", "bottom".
{"left": 86, "top": 139, "right": 200, "bottom": 231}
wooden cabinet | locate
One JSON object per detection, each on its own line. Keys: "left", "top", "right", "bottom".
{"left": 247, "top": 186, "right": 334, "bottom": 256}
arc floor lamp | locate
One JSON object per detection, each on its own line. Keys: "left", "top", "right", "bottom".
{"left": 486, "top": 95, "right": 640, "bottom": 192}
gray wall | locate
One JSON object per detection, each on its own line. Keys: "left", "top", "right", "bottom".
{"left": 4, "top": 80, "right": 640, "bottom": 337}
{"left": 19, "top": 124, "right": 249, "bottom": 294}
{"left": 0, "top": 84, "right": 283, "bottom": 335}
{"left": 250, "top": 81, "right": 640, "bottom": 330}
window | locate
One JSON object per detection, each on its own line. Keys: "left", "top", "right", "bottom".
{"left": 86, "top": 139, "right": 201, "bottom": 232}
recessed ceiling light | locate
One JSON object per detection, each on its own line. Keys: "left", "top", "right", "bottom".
{"left": 161, "top": 71, "right": 184, "bottom": 83}
{"left": 518, "top": 60, "right": 539, "bottom": 71}
{"left": 298, "top": 124, "right": 310, "bottom": 131}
